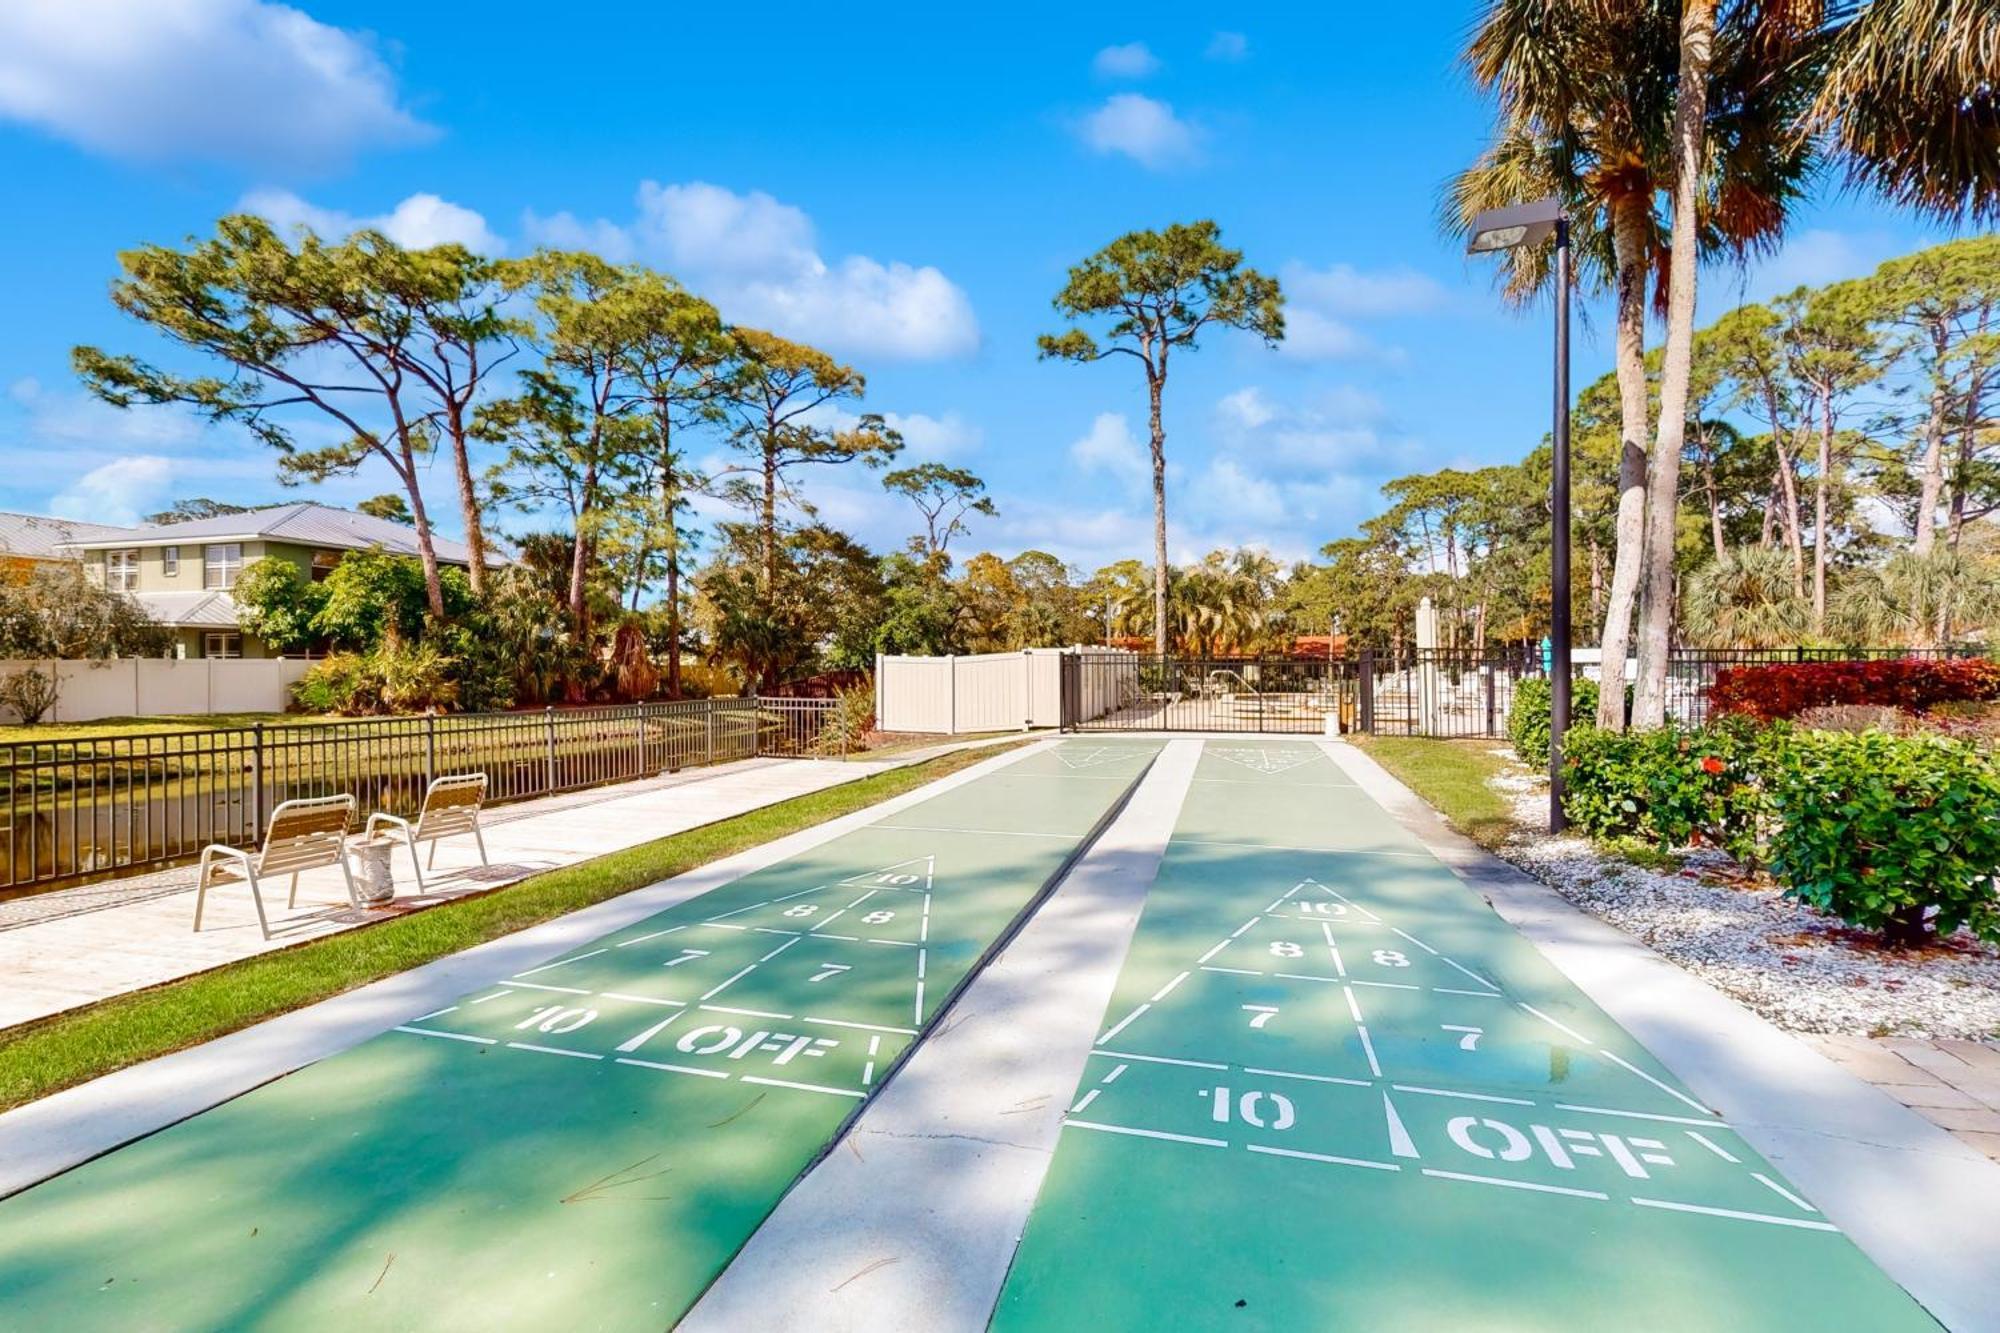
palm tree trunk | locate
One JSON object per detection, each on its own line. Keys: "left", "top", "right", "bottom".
{"left": 1633, "top": 0, "right": 1717, "bottom": 730}
{"left": 1597, "top": 194, "right": 1652, "bottom": 730}
{"left": 1775, "top": 433, "right": 1807, "bottom": 599}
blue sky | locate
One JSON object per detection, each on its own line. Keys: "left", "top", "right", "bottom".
{"left": 0, "top": 1, "right": 1949, "bottom": 572}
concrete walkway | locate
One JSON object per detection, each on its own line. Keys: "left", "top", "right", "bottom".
{"left": 0, "top": 754, "right": 915, "bottom": 1030}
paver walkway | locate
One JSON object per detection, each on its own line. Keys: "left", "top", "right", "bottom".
{"left": 0, "top": 754, "right": 916, "bottom": 1030}
{"left": 1805, "top": 1034, "right": 2000, "bottom": 1163}
{"left": 993, "top": 740, "right": 1932, "bottom": 1330}
{"left": 0, "top": 741, "right": 1159, "bottom": 1330}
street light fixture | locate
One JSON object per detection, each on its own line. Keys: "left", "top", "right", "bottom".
{"left": 1466, "top": 197, "right": 1571, "bottom": 834}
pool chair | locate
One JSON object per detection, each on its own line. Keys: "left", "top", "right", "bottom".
{"left": 193, "top": 794, "right": 360, "bottom": 940}
{"left": 365, "top": 773, "right": 490, "bottom": 893}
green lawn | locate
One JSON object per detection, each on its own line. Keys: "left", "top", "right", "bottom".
{"left": 0, "top": 711, "right": 340, "bottom": 745}
{"left": 1350, "top": 735, "right": 1520, "bottom": 850}
{"left": 0, "top": 741, "right": 1021, "bottom": 1111}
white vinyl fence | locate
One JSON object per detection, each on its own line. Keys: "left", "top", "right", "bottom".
{"left": 0, "top": 658, "right": 316, "bottom": 723}
{"left": 874, "top": 647, "right": 1132, "bottom": 734}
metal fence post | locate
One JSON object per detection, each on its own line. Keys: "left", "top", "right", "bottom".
{"left": 1358, "top": 650, "right": 1375, "bottom": 734}
{"left": 424, "top": 713, "right": 438, "bottom": 788}
{"left": 250, "top": 723, "right": 266, "bottom": 838}
{"left": 637, "top": 704, "right": 648, "bottom": 776}
{"left": 705, "top": 700, "right": 716, "bottom": 766}
{"left": 1484, "top": 666, "right": 1497, "bottom": 737}
{"left": 544, "top": 705, "right": 558, "bottom": 794}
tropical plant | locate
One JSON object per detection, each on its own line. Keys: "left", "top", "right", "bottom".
{"left": 1680, "top": 547, "right": 1814, "bottom": 648}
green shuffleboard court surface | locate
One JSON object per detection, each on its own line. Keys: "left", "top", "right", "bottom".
{"left": 0, "top": 740, "right": 1159, "bottom": 1331}
{"left": 992, "top": 740, "right": 1935, "bottom": 1331}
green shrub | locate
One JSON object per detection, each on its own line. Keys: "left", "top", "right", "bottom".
{"left": 1762, "top": 730, "right": 2000, "bottom": 946}
{"left": 292, "top": 653, "right": 375, "bottom": 714}
{"left": 1508, "top": 676, "right": 1600, "bottom": 766}
{"left": 812, "top": 683, "right": 876, "bottom": 755}
{"left": 1561, "top": 717, "right": 1776, "bottom": 859}
{"left": 291, "top": 644, "right": 458, "bottom": 716}
{"left": 374, "top": 640, "right": 457, "bottom": 714}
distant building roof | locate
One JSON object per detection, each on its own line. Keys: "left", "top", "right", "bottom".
{"left": 129, "top": 590, "right": 244, "bottom": 630}
{"left": 0, "top": 511, "right": 144, "bottom": 561}
{"left": 61, "top": 502, "right": 496, "bottom": 567}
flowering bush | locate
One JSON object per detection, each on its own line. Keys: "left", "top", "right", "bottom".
{"left": 1561, "top": 718, "right": 1775, "bottom": 860}
{"left": 1709, "top": 657, "right": 2000, "bottom": 723}
{"left": 1561, "top": 716, "right": 2000, "bottom": 945}
{"left": 1762, "top": 730, "right": 2000, "bottom": 946}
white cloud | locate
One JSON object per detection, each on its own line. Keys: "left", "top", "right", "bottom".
{"left": 1205, "top": 31, "right": 1250, "bottom": 61}
{"left": 1283, "top": 261, "right": 1448, "bottom": 318}
{"left": 1275, "top": 261, "right": 1447, "bottom": 362}
{"left": 1092, "top": 42, "right": 1160, "bottom": 78}
{"left": 8, "top": 378, "right": 203, "bottom": 447}
{"left": 49, "top": 455, "right": 175, "bottom": 525}
{"left": 240, "top": 188, "right": 505, "bottom": 253}
{"left": 1068, "top": 412, "right": 1151, "bottom": 493}
{"left": 811, "top": 407, "right": 984, "bottom": 461}
{"left": 1216, "top": 387, "right": 1277, "bottom": 431}
{"left": 0, "top": 0, "right": 434, "bottom": 172}
{"left": 1076, "top": 94, "right": 1201, "bottom": 170}
{"left": 523, "top": 181, "right": 979, "bottom": 361}
{"left": 1727, "top": 228, "right": 1902, "bottom": 305}
{"left": 1277, "top": 308, "right": 1374, "bottom": 361}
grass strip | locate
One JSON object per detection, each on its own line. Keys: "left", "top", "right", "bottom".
{"left": 0, "top": 742, "right": 1021, "bottom": 1112}
{"left": 1350, "top": 735, "right": 1519, "bottom": 850}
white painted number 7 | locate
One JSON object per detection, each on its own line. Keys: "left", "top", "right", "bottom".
{"left": 811, "top": 963, "right": 852, "bottom": 983}
{"left": 1242, "top": 1004, "right": 1279, "bottom": 1030}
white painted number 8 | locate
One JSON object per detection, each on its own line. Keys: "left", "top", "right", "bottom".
{"left": 862, "top": 910, "right": 896, "bottom": 925}
{"left": 783, "top": 905, "right": 819, "bottom": 918}
{"left": 1269, "top": 941, "right": 1304, "bottom": 959}
{"left": 1372, "top": 949, "right": 1410, "bottom": 968}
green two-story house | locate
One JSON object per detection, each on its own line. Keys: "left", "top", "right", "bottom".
{"left": 67, "top": 503, "right": 487, "bottom": 659}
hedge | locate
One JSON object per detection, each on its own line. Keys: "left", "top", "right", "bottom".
{"left": 1709, "top": 657, "right": 2000, "bottom": 723}
{"left": 1507, "top": 676, "right": 1601, "bottom": 766}
{"left": 1561, "top": 719, "right": 2000, "bottom": 945}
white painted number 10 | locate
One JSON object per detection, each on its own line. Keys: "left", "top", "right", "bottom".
{"left": 1204, "top": 1085, "right": 1296, "bottom": 1131}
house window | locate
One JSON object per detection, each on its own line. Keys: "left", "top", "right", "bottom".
{"left": 162, "top": 546, "right": 180, "bottom": 576}
{"left": 310, "top": 549, "right": 342, "bottom": 582}
{"left": 106, "top": 549, "right": 140, "bottom": 592}
{"left": 203, "top": 543, "right": 243, "bottom": 590}
{"left": 203, "top": 632, "right": 242, "bottom": 659}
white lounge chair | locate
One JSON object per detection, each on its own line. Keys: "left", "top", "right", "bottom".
{"left": 366, "top": 774, "right": 490, "bottom": 893}
{"left": 194, "top": 794, "right": 359, "bottom": 940}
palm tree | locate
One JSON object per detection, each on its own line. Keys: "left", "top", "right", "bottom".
{"left": 1448, "top": 0, "right": 1819, "bottom": 728}
{"left": 1811, "top": 0, "right": 2000, "bottom": 228}
{"left": 1681, "top": 547, "right": 1813, "bottom": 647}
{"left": 1833, "top": 548, "right": 2000, "bottom": 648}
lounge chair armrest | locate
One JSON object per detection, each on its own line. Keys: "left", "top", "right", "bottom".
{"left": 365, "top": 813, "right": 413, "bottom": 836}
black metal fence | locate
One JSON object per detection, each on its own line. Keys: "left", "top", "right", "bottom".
{"left": 2, "top": 697, "right": 837, "bottom": 894}
{"left": 1059, "top": 646, "right": 1973, "bottom": 737}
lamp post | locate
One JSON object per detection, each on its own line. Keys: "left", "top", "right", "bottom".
{"left": 1467, "top": 198, "right": 1571, "bottom": 834}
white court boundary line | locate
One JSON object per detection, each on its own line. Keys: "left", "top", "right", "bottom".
{"left": 0, "top": 737, "right": 1062, "bottom": 1201}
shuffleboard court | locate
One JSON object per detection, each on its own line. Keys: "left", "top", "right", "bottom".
{"left": 991, "top": 740, "right": 1936, "bottom": 1331}
{"left": 0, "top": 740, "right": 1159, "bottom": 1331}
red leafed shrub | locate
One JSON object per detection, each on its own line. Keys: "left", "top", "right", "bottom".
{"left": 1709, "top": 658, "right": 2000, "bottom": 722}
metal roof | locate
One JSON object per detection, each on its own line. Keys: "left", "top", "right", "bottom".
{"left": 60, "top": 502, "right": 494, "bottom": 566}
{"left": 128, "top": 591, "right": 245, "bottom": 629}
{"left": 0, "top": 511, "right": 145, "bottom": 560}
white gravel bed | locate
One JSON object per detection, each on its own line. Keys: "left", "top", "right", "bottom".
{"left": 1484, "top": 751, "right": 2000, "bottom": 1040}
